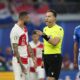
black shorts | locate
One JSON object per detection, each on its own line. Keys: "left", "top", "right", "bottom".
{"left": 43, "top": 54, "right": 62, "bottom": 80}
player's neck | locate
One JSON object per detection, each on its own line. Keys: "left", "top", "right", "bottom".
{"left": 33, "top": 41, "right": 39, "bottom": 44}
{"left": 48, "top": 22, "right": 56, "bottom": 28}
{"left": 17, "top": 21, "right": 24, "bottom": 29}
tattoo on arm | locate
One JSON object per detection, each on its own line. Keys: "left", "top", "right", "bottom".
{"left": 13, "top": 43, "right": 23, "bottom": 68}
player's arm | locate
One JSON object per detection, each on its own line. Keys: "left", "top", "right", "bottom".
{"left": 13, "top": 43, "right": 23, "bottom": 67}
{"left": 73, "top": 29, "right": 79, "bottom": 68}
{"left": 12, "top": 43, "right": 26, "bottom": 73}
{"left": 74, "top": 41, "right": 78, "bottom": 64}
{"left": 35, "top": 30, "right": 63, "bottom": 46}
{"left": 47, "top": 37, "right": 60, "bottom": 46}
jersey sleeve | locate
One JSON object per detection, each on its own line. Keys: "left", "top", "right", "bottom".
{"left": 52, "top": 27, "right": 64, "bottom": 40}
{"left": 10, "top": 31, "right": 19, "bottom": 44}
{"left": 57, "top": 28, "right": 64, "bottom": 39}
{"left": 73, "top": 28, "right": 79, "bottom": 42}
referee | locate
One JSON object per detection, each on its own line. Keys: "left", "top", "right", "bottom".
{"left": 36, "top": 9, "right": 64, "bottom": 80}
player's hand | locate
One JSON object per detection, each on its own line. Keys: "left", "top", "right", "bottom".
{"left": 35, "top": 30, "right": 43, "bottom": 36}
{"left": 21, "top": 65, "right": 27, "bottom": 74}
{"left": 74, "top": 61, "right": 78, "bottom": 69}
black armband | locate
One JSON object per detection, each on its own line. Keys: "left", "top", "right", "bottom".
{"left": 42, "top": 33, "right": 50, "bottom": 41}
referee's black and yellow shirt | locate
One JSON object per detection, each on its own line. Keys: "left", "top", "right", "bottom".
{"left": 43, "top": 24, "right": 64, "bottom": 55}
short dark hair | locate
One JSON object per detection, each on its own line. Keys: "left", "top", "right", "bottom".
{"left": 19, "top": 11, "right": 28, "bottom": 19}
{"left": 47, "top": 9, "right": 57, "bottom": 17}
{"left": 32, "top": 30, "right": 37, "bottom": 35}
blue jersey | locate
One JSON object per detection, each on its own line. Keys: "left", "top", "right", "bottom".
{"left": 73, "top": 25, "right": 80, "bottom": 69}
{"left": 73, "top": 25, "right": 80, "bottom": 51}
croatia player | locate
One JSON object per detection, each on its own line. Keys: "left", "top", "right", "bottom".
{"left": 29, "top": 31, "right": 45, "bottom": 80}
{"left": 10, "top": 12, "right": 35, "bottom": 80}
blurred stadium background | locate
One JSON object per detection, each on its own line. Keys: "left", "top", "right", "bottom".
{"left": 0, "top": 0, "right": 80, "bottom": 80}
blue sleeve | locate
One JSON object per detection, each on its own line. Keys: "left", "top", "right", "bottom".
{"left": 73, "top": 28, "right": 79, "bottom": 43}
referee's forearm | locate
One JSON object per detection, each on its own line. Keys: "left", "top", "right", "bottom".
{"left": 48, "top": 37, "right": 60, "bottom": 46}
{"left": 42, "top": 33, "right": 50, "bottom": 41}
{"left": 42, "top": 33, "right": 60, "bottom": 46}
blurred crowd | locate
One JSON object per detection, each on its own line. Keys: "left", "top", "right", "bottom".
{"left": 0, "top": 0, "right": 80, "bottom": 15}
{"left": 0, "top": 47, "right": 12, "bottom": 71}
{"left": 62, "top": 54, "right": 74, "bottom": 70}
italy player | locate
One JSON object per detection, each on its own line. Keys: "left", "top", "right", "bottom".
{"left": 73, "top": 25, "right": 80, "bottom": 79}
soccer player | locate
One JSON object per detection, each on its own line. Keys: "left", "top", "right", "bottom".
{"left": 73, "top": 25, "right": 80, "bottom": 71}
{"left": 29, "top": 31, "right": 45, "bottom": 80}
{"left": 10, "top": 12, "right": 35, "bottom": 80}
{"left": 36, "top": 9, "right": 64, "bottom": 80}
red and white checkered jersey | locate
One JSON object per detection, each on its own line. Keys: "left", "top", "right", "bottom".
{"left": 29, "top": 41, "right": 43, "bottom": 72}
{"left": 10, "top": 24, "right": 28, "bottom": 64}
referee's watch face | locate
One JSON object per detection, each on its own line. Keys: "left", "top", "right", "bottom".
{"left": 45, "top": 12, "right": 56, "bottom": 25}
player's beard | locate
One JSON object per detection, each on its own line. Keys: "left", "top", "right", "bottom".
{"left": 24, "top": 21, "right": 27, "bottom": 26}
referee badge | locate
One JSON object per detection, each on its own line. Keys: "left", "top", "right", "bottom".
{"left": 60, "top": 28, "right": 62, "bottom": 30}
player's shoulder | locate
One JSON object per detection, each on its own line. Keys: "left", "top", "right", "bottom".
{"left": 43, "top": 26, "right": 49, "bottom": 32}
{"left": 74, "top": 25, "right": 80, "bottom": 31}
{"left": 24, "top": 27, "right": 28, "bottom": 32}
{"left": 11, "top": 24, "right": 19, "bottom": 33}
{"left": 43, "top": 26, "right": 47, "bottom": 30}
{"left": 10, "top": 24, "right": 19, "bottom": 36}
{"left": 29, "top": 41, "right": 36, "bottom": 48}
{"left": 38, "top": 41, "right": 44, "bottom": 48}
{"left": 39, "top": 42, "right": 43, "bottom": 46}
{"left": 56, "top": 24, "right": 64, "bottom": 32}
{"left": 29, "top": 41, "right": 34, "bottom": 46}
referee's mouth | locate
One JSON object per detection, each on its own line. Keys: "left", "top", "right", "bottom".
{"left": 45, "top": 21, "right": 52, "bottom": 24}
